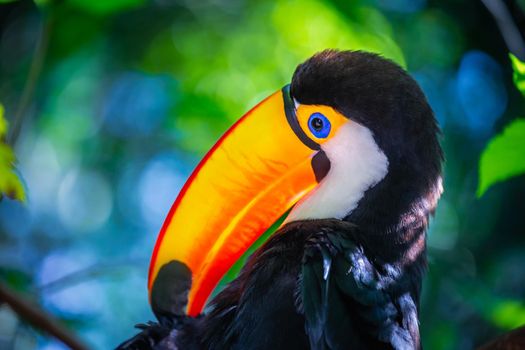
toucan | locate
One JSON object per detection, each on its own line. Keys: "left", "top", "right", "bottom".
{"left": 117, "top": 50, "right": 444, "bottom": 350}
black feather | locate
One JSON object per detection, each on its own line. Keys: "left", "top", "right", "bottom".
{"left": 300, "top": 220, "right": 422, "bottom": 350}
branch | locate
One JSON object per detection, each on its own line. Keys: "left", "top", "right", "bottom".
{"left": 0, "top": 283, "right": 88, "bottom": 350}
{"left": 481, "top": 0, "right": 525, "bottom": 60}
{"left": 7, "top": 12, "right": 53, "bottom": 146}
{"left": 38, "top": 258, "right": 146, "bottom": 294}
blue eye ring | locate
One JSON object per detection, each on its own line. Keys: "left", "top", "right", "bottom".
{"left": 308, "top": 113, "right": 331, "bottom": 139}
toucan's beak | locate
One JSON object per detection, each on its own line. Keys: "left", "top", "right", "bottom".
{"left": 149, "top": 85, "right": 342, "bottom": 316}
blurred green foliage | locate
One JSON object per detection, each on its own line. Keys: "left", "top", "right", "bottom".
{"left": 66, "top": 0, "right": 145, "bottom": 15}
{"left": 478, "top": 119, "right": 525, "bottom": 197}
{"left": 0, "top": 104, "right": 25, "bottom": 201}
{"left": 490, "top": 300, "right": 525, "bottom": 330}
{"left": 478, "top": 55, "right": 525, "bottom": 196}
{"left": 511, "top": 53, "right": 525, "bottom": 95}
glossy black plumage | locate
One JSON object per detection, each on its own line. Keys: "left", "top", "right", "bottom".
{"left": 118, "top": 218, "right": 428, "bottom": 350}
{"left": 116, "top": 50, "right": 443, "bottom": 350}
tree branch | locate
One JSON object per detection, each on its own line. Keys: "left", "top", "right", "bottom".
{"left": 38, "top": 258, "right": 146, "bottom": 294}
{"left": 481, "top": 0, "right": 525, "bottom": 60}
{"left": 0, "top": 283, "right": 88, "bottom": 350}
{"left": 7, "top": 11, "right": 53, "bottom": 146}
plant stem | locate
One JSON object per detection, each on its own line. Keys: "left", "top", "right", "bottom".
{"left": 7, "top": 12, "right": 53, "bottom": 146}
{"left": 0, "top": 283, "right": 88, "bottom": 350}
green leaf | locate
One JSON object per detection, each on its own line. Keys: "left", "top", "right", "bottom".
{"left": 0, "top": 0, "right": 19, "bottom": 3}
{"left": 460, "top": 282, "right": 525, "bottom": 331}
{"left": 0, "top": 105, "right": 7, "bottom": 138}
{"left": 510, "top": 53, "right": 525, "bottom": 96}
{"left": 0, "top": 104, "right": 26, "bottom": 202}
{"left": 478, "top": 119, "right": 525, "bottom": 197}
{"left": 33, "top": 0, "right": 51, "bottom": 8}
{"left": 490, "top": 300, "right": 525, "bottom": 330}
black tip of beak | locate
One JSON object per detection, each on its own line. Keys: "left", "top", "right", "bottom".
{"left": 151, "top": 260, "right": 192, "bottom": 321}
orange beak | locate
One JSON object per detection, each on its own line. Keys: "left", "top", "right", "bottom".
{"left": 148, "top": 86, "right": 320, "bottom": 316}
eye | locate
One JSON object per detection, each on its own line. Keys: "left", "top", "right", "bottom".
{"left": 308, "top": 113, "right": 331, "bottom": 138}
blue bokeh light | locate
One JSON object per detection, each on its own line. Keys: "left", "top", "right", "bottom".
{"left": 38, "top": 249, "right": 103, "bottom": 315}
{"left": 102, "top": 72, "right": 174, "bottom": 137}
{"left": 0, "top": 198, "right": 32, "bottom": 237}
{"left": 455, "top": 50, "right": 507, "bottom": 135}
{"left": 138, "top": 153, "right": 188, "bottom": 229}
{"left": 57, "top": 169, "right": 113, "bottom": 233}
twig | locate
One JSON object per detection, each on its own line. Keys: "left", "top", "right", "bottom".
{"left": 0, "top": 283, "right": 89, "bottom": 350}
{"left": 481, "top": 0, "right": 525, "bottom": 60}
{"left": 38, "top": 258, "right": 147, "bottom": 294}
{"left": 7, "top": 12, "right": 53, "bottom": 146}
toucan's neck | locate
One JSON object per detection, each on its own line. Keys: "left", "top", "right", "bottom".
{"left": 336, "top": 173, "right": 441, "bottom": 312}
{"left": 344, "top": 165, "right": 442, "bottom": 265}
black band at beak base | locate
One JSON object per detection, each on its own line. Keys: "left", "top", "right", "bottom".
{"left": 282, "top": 85, "right": 320, "bottom": 151}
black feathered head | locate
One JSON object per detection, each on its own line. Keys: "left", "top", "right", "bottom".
{"left": 288, "top": 50, "right": 443, "bottom": 242}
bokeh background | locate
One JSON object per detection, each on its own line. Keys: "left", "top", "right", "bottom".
{"left": 0, "top": 0, "right": 524, "bottom": 349}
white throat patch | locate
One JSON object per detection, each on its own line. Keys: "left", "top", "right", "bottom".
{"left": 286, "top": 122, "right": 389, "bottom": 222}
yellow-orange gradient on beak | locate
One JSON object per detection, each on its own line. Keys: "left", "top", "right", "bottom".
{"left": 148, "top": 87, "right": 319, "bottom": 316}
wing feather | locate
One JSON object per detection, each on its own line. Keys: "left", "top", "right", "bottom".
{"left": 301, "top": 229, "right": 420, "bottom": 350}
